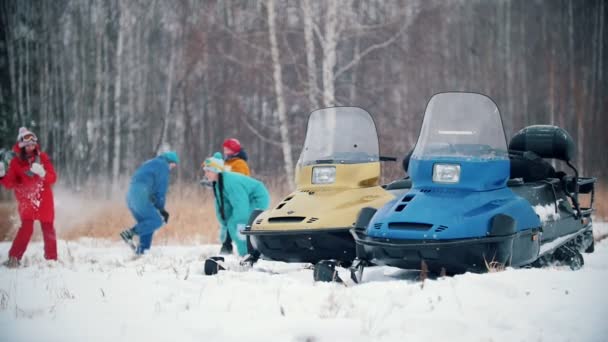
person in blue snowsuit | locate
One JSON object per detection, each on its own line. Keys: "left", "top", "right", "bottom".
{"left": 203, "top": 152, "right": 270, "bottom": 258}
{"left": 120, "top": 151, "right": 179, "bottom": 254}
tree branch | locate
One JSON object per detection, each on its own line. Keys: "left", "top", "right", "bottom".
{"left": 241, "top": 116, "right": 282, "bottom": 147}
{"left": 334, "top": 17, "right": 411, "bottom": 80}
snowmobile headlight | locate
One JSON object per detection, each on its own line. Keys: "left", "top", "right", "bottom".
{"left": 312, "top": 166, "right": 336, "bottom": 184}
{"left": 433, "top": 163, "right": 461, "bottom": 184}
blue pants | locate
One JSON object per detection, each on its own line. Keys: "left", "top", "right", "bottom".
{"left": 127, "top": 183, "right": 164, "bottom": 254}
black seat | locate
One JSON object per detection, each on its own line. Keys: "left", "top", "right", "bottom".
{"left": 508, "top": 125, "right": 575, "bottom": 182}
{"left": 508, "top": 151, "right": 556, "bottom": 182}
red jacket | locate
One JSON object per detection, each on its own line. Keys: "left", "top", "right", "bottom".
{"left": 0, "top": 144, "right": 57, "bottom": 222}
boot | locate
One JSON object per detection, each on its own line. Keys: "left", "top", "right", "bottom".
{"left": 3, "top": 257, "right": 20, "bottom": 268}
{"left": 219, "top": 233, "right": 233, "bottom": 255}
{"left": 240, "top": 250, "right": 260, "bottom": 267}
{"left": 219, "top": 241, "right": 233, "bottom": 255}
{"left": 120, "top": 228, "right": 137, "bottom": 252}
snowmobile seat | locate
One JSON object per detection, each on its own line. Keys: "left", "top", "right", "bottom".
{"left": 509, "top": 125, "right": 575, "bottom": 162}
{"left": 508, "top": 125, "right": 575, "bottom": 182}
{"left": 508, "top": 150, "right": 556, "bottom": 182}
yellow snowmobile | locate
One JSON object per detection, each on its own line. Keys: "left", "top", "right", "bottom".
{"left": 243, "top": 107, "right": 411, "bottom": 266}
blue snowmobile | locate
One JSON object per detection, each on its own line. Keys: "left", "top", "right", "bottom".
{"left": 328, "top": 92, "right": 596, "bottom": 282}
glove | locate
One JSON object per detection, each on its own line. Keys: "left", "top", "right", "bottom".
{"left": 160, "top": 209, "right": 169, "bottom": 223}
{"left": 0, "top": 162, "right": 5, "bottom": 178}
{"left": 31, "top": 162, "right": 46, "bottom": 178}
{"left": 199, "top": 179, "right": 213, "bottom": 188}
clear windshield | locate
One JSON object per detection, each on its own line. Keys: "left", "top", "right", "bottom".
{"left": 298, "top": 107, "right": 379, "bottom": 166}
{"left": 412, "top": 93, "right": 508, "bottom": 160}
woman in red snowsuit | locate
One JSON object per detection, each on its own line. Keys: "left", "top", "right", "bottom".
{"left": 0, "top": 127, "right": 57, "bottom": 267}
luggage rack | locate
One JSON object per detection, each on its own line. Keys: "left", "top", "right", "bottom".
{"left": 575, "top": 177, "right": 596, "bottom": 218}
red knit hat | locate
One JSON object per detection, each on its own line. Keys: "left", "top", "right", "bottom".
{"left": 223, "top": 138, "right": 241, "bottom": 153}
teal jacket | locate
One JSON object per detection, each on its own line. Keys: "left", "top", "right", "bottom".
{"left": 212, "top": 171, "right": 270, "bottom": 255}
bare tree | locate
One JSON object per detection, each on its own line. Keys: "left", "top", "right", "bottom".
{"left": 112, "top": 0, "right": 125, "bottom": 191}
{"left": 267, "top": 0, "right": 295, "bottom": 188}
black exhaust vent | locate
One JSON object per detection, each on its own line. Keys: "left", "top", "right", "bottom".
{"left": 434, "top": 225, "right": 448, "bottom": 232}
{"left": 283, "top": 196, "right": 294, "bottom": 202}
{"left": 306, "top": 217, "right": 319, "bottom": 224}
{"left": 373, "top": 223, "right": 383, "bottom": 229}
{"left": 388, "top": 222, "right": 433, "bottom": 230}
{"left": 395, "top": 204, "right": 407, "bottom": 212}
{"left": 420, "top": 189, "right": 432, "bottom": 193}
{"left": 402, "top": 194, "right": 415, "bottom": 202}
{"left": 268, "top": 216, "right": 306, "bottom": 224}
{"left": 255, "top": 219, "right": 263, "bottom": 225}
{"left": 276, "top": 203, "right": 286, "bottom": 210}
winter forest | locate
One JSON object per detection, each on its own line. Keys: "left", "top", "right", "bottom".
{"left": 0, "top": 0, "right": 606, "bottom": 196}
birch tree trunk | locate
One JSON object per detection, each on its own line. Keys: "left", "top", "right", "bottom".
{"left": 568, "top": 0, "right": 583, "bottom": 173}
{"left": 112, "top": 2, "right": 125, "bottom": 191}
{"left": 25, "top": 20, "right": 31, "bottom": 123}
{"left": 126, "top": 24, "right": 136, "bottom": 173}
{"left": 91, "top": 2, "right": 103, "bottom": 176}
{"left": 599, "top": 0, "right": 604, "bottom": 84}
{"left": 267, "top": 0, "right": 295, "bottom": 188}
{"left": 505, "top": 1, "right": 513, "bottom": 123}
{"left": 321, "top": 1, "right": 338, "bottom": 107}
{"left": 301, "top": 0, "right": 319, "bottom": 110}
{"left": 156, "top": 35, "right": 175, "bottom": 154}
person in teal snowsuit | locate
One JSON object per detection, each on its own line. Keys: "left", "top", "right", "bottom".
{"left": 203, "top": 152, "right": 270, "bottom": 257}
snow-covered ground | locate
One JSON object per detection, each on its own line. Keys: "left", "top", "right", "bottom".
{"left": 1, "top": 223, "right": 607, "bottom": 342}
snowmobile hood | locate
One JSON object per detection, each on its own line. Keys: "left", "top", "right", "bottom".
{"left": 251, "top": 183, "right": 395, "bottom": 232}
{"left": 366, "top": 186, "right": 541, "bottom": 241}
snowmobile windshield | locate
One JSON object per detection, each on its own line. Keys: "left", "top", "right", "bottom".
{"left": 299, "top": 107, "right": 380, "bottom": 166}
{"left": 412, "top": 93, "right": 508, "bottom": 160}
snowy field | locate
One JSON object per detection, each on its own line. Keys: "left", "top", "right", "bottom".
{"left": 1, "top": 223, "right": 607, "bottom": 342}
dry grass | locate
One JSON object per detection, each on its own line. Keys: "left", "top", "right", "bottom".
{"left": 60, "top": 188, "right": 219, "bottom": 244}
{"left": 484, "top": 259, "right": 507, "bottom": 273}
{"left": 594, "top": 182, "right": 608, "bottom": 221}
{"left": 0, "top": 202, "right": 17, "bottom": 241}
{"left": 0, "top": 182, "right": 287, "bottom": 245}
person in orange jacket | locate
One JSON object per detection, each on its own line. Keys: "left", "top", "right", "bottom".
{"left": 222, "top": 138, "right": 250, "bottom": 176}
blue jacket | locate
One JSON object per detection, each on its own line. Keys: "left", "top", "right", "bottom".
{"left": 130, "top": 156, "right": 171, "bottom": 210}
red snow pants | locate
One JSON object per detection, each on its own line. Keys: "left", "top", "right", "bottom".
{"left": 8, "top": 220, "right": 57, "bottom": 260}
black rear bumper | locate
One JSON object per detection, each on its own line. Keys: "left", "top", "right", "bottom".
{"left": 352, "top": 228, "right": 540, "bottom": 274}
{"left": 243, "top": 228, "right": 355, "bottom": 264}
